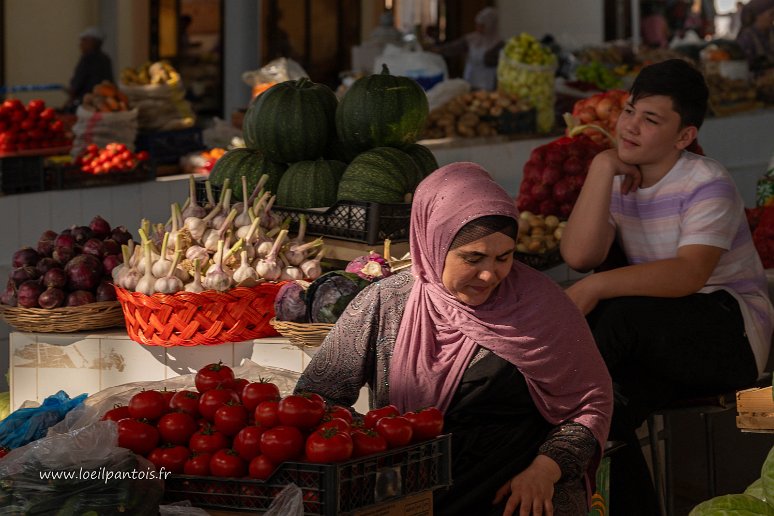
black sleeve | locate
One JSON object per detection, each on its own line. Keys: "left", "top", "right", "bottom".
{"left": 538, "top": 422, "right": 598, "bottom": 481}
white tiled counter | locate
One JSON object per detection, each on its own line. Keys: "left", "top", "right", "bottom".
{"left": 8, "top": 329, "right": 369, "bottom": 413}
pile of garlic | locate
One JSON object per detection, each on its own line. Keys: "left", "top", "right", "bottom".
{"left": 111, "top": 174, "right": 325, "bottom": 295}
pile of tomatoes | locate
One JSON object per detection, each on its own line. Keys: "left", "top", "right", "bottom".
{"left": 105, "top": 361, "right": 444, "bottom": 481}
{"left": 74, "top": 143, "right": 150, "bottom": 175}
{"left": 0, "top": 98, "right": 70, "bottom": 154}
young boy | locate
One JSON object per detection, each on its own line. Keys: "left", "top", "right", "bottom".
{"left": 560, "top": 59, "right": 774, "bottom": 514}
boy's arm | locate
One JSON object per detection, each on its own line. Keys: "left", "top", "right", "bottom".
{"left": 560, "top": 149, "right": 641, "bottom": 272}
{"left": 565, "top": 244, "right": 724, "bottom": 315}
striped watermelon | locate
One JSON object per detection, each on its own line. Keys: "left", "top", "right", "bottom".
{"left": 209, "top": 148, "right": 287, "bottom": 201}
{"left": 276, "top": 160, "right": 346, "bottom": 208}
{"left": 401, "top": 143, "right": 439, "bottom": 178}
{"left": 337, "top": 147, "right": 421, "bottom": 204}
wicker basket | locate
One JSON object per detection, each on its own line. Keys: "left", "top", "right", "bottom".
{"left": 269, "top": 318, "right": 334, "bottom": 348}
{"left": 115, "top": 283, "right": 284, "bottom": 347}
{"left": 0, "top": 301, "right": 125, "bottom": 333}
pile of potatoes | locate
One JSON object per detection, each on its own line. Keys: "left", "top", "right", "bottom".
{"left": 422, "top": 90, "right": 533, "bottom": 139}
{"left": 516, "top": 212, "right": 566, "bottom": 254}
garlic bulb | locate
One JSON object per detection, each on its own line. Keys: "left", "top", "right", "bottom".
{"left": 154, "top": 250, "right": 184, "bottom": 294}
{"left": 202, "top": 240, "right": 232, "bottom": 291}
{"left": 135, "top": 242, "right": 157, "bottom": 295}
{"left": 151, "top": 232, "right": 171, "bottom": 278}
{"left": 185, "top": 258, "right": 205, "bottom": 293}
{"left": 300, "top": 248, "right": 325, "bottom": 280}
{"left": 233, "top": 250, "right": 259, "bottom": 286}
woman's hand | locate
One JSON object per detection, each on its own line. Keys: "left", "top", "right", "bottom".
{"left": 493, "top": 455, "right": 561, "bottom": 516}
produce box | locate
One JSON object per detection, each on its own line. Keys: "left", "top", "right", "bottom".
{"left": 45, "top": 160, "right": 155, "bottom": 190}
{"left": 135, "top": 126, "right": 205, "bottom": 165}
{"left": 736, "top": 385, "right": 774, "bottom": 432}
{"left": 0, "top": 155, "right": 47, "bottom": 194}
{"left": 196, "top": 181, "right": 411, "bottom": 245}
{"left": 163, "top": 434, "right": 451, "bottom": 515}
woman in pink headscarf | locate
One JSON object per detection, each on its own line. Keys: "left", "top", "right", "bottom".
{"left": 296, "top": 162, "right": 613, "bottom": 515}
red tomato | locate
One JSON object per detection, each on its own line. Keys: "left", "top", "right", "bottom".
{"left": 101, "top": 405, "right": 130, "bottom": 422}
{"left": 364, "top": 405, "right": 400, "bottom": 429}
{"left": 214, "top": 402, "right": 249, "bottom": 437}
{"left": 351, "top": 428, "right": 388, "bottom": 458}
{"left": 169, "top": 390, "right": 201, "bottom": 418}
{"left": 277, "top": 395, "right": 325, "bottom": 429}
{"left": 0, "top": 447, "right": 10, "bottom": 459}
{"left": 326, "top": 405, "right": 354, "bottom": 425}
{"left": 248, "top": 455, "right": 275, "bottom": 480}
{"left": 2, "top": 99, "right": 23, "bottom": 112}
{"left": 241, "top": 380, "right": 280, "bottom": 412}
{"left": 26, "top": 99, "right": 45, "bottom": 113}
{"left": 117, "top": 419, "right": 159, "bottom": 455}
{"left": 38, "top": 107, "right": 56, "bottom": 120}
{"left": 198, "top": 387, "right": 240, "bottom": 421}
{"left": 404, "top": 407, "right": 444, "bottom": 442}
{"left": 189, "top": 425, "right": 230, "bottom": 455}
{"left": 259, "top": 426, "right": 304, "bottom": 464}
{"left": 128, "top": 390, "right": 166, "bottom": 421}
{"left": 255, "top": 400, "right": 280, "bottom": 428}
{"left": 20, "top": 119, "right": 35, "bottom": 131}
{"left": 184, "top": 452, "right": 212, "bottom": 476}
{"left": 210, "top": 449, "right": 246, "bottom": 478}
{"left": 136, "top": 150, "right": 150, "bottom": 161}
{"left": 160, "top": 389, "right": 176, "bottom": 412}
{"left": 195, "top": 361, "right": 235, "bottom": 393}
{"left": 374, "top": 416, "right": 413, "bottom": 448}
{"left": 305, "top": 427, "right": 353, "bottom": 463}
{"left": 148, "top": 444, "right": 189, "bottom": 473}
{"left": 157, "top": 412, "right": 198, "bottom": 445}
{"left": 317, "top": 417, "right": 350, "bottom": 433}
{"left": 233, "top": 425, "right": 265, "bottom": 462}
{"left": 86, "top": 143, "right": 99, "bottom": 154}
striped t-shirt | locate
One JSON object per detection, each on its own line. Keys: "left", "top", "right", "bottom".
{"left": 610, "top": 151, "right": 774, "bottom": 375}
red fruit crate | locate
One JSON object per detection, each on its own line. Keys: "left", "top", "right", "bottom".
{"left": 0, "top": 155, "right": 47, "bottom": 194}
{"left": 45, "top": 160, "right": 155, "bottom": 190}
{"left": 163, "top": 434, "right": 451, "bottom": 515}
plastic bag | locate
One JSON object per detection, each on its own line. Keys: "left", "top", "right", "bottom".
{"left": 264, "top": 483, "right": 304, "bottom": 516}
{"left": 159, "top": 500, "right": 211, "bottom": 515}
{"left": 0, "top": 421, "right": 163, "bottom": 515}
{"left": 119, "top": 82, "right": 195, "bottom": 131}
{"left": 0, "top": 390, "right": 86, "bottom": 449}
{"left": 242, "top": 58, "right": 308, "bottom": 98}
{"left": 70, "top": 105, "right": 139, "bottom": 156}
{"left": 49, "top": 359, "right": 301, "bottom": 435}
{"left": 497, "top": 50, "right": 557, "bottom": 133}
{"left": 425, "top": 78, "right": 471, "bottom": 112}
{"left": 202, "top": 117, "right": 243, "bottom": 149}
{"left": 373, "top": 44, "right": 448, "bottom": 90}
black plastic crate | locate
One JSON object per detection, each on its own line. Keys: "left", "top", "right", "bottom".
{"left": 163, "top": 434, "right": 451, "bottom": 515}
{"left": 46, "top": 160, "right": 156, "bottom": 190}
{"left": 0, "top": 155, "right": 47, "bottom": 194}
{"left": 135, "top": 126, "right": 205, "bottom": 165}
{"left": 482, "top": 108, "right": 537, "bottom": 135}
{"left": 195, "top": 180, "right": 411, "bottom": 245}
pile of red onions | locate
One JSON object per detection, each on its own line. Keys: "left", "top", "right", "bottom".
{"left": 1, "top": 215, "right": 134, "bottom": 309}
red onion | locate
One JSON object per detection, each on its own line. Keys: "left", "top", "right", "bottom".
{"left": 89, "top": 215, "right": 111, "bottom": 239}
{"left": 65, "top": 254, "right": 103, "bottom": 291}
{"left": 96, "top": 281, "right": 117, "bottom": 302}
{"left": 17, "top": 280, "right": 44, "bottom": 308}
{"left": 43, "top": 268, "right": 67, "bottom": 289}
{"left": 111, "top": 226, "right": 133, "bottom": 246}
{"left": 39, "top": 230, "right": 58, "bottom": 241}
{"left": 102, "top": 239, "right": 121, "bottom": 256}
{"left": 59, "top": 228, "right": 72, "bottom": 236}
{"left": 66, "top": 290, "right": 95, "bottom": 307}
{"left": 82, "top": 238, "right": 106, "bottom": 258}
{"left": 38, "top": 287, "right": 65, "bottom": 309}
{"left": 36, "top": 257, "right": 57, "bottom": 275}
{"left": 53, "top": 246, "right": 76, "bottom": 265}
{"left": 71, "top": 226, "right": 94, "bottom": 245}
{"left": 54, "top": 233, "right": 75, "bottom": 249}
{"left": 12, "top": 247, "right": 41, "bottom": 268}
{"left": 10, "top": 266, "right": 40, "bottom": 286}
{"left": 102, "top": 254, "right": 121, "bottom": 275}
{"left": 1, "top": 278, "right": 17, "bottom": 306}
{"left": 37, "top": 238, "right": 55, "bottom": 257}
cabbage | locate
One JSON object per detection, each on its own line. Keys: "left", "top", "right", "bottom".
{"left": 274, "top": 280, "right": 309, "bottom": 323}
{"left": 763, "top": 445, "right": 774, "bottom": 504}
{"left": 306, "top": 271, "right": 370, "bottom": 324}
{"left": 688, "top": 494, "right": 774, "bottom": 515}
{"left": 744, "top": 478, "right": 764, "bottom": 501}
{"left": 0, "top": 392, "right": 9, "bottom": 421}
{"left": 345, "top": 251, "right": 391, "bottom": 282}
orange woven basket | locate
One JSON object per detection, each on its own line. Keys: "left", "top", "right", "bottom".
{"left": 115, "top": 283, "right": 284, "bottom": 347}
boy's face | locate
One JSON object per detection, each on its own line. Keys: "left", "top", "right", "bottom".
{"left": 615, "top": 94, "right": 696, "bottom": 166}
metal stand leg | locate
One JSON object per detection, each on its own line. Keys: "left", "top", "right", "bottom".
{"left": 702, "top": 412, "right": 717, "bottom": 498}
{"left": 647, "top": 414, "right": 668, "bottom": 516}
{"left": 663, "top": 414, "right": 674, "bottom": 516}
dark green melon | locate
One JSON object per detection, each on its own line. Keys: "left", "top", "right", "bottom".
{"left": 335, "top": 64, "right": 429, "bottom": 153}
{"left": 337, "top": 147, "right": 421, "bottom": 204}
{"left": 276, "top": 160, "right": 347, "bottom": 208}
{"left": 242, "top": 78, "right": 338, "bottom": 163}
{"left": 209, "top": 148, "right": 287, "bottom": 201}
{"left": 401, "top": 143, "right": 439, "bottom": 178}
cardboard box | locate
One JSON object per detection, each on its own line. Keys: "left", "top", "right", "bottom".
{"left": 352, "top": 490, "right": 433, "bottom": 516}
{"left": 736, "top": 385, "right": 774, "bottom": 432}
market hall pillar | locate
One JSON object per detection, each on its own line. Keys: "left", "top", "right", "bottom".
{"left": 223, "top": 0, "right": 262, "bottom": 121}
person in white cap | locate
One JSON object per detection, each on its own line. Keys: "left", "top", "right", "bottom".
{"left": 65, "top": 26, "right": 114, "bottom": 111}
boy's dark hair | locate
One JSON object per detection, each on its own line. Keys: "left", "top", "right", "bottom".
{"left": 629, "top": 59, "right": 709, "bottom": 129}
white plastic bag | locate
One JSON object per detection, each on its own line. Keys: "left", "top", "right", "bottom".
{"left": 373, "top": 44, "right": 448, "bottom": 90}
{"left": 264, "top": 483, "right": 304, "bottom": 516}
{"left": 425, "top": 79, "right": 471, "bottom": 112}
{"left": 70, "top": 106, "right": 138, "bottom": 156}
{"left": 242, "top": 58, "right": 308, "bottom": 87}
{"left": 119, "top": 82, "right": 195, "bottom": 131}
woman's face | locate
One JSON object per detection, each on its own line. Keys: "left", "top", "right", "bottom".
{"left": 442, "top": 231, "right": 515, "bottom": 306}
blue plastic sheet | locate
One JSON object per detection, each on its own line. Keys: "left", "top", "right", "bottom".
{"left": 0, "top": 391, "right": 87, "bottom": 449}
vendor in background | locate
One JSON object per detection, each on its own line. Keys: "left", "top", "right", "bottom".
{"left": 295, "top": 162, "right": 613, "bottom": 515}
{"left": 736, "top": 0, "right": 774, "bottom": 75}
{"left": 64, "top": 27, "right": 114, "bottom": 112}
{"left": 433, "top": 7, "right": 503, "bottom": 90}
{"left": 642, "top": 2, "right": 671, "bottom": 48}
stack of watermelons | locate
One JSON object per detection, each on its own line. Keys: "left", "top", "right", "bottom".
{"left": 209, "top": 65, "right": 438, "bottom": 208}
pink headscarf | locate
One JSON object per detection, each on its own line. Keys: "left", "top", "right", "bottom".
{"left": 389, "top": 162, "right": 612, "bottom": 454}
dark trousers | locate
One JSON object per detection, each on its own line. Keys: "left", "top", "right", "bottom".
{"left": 587, "top": 290, "right": 759, "bottom": 516}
